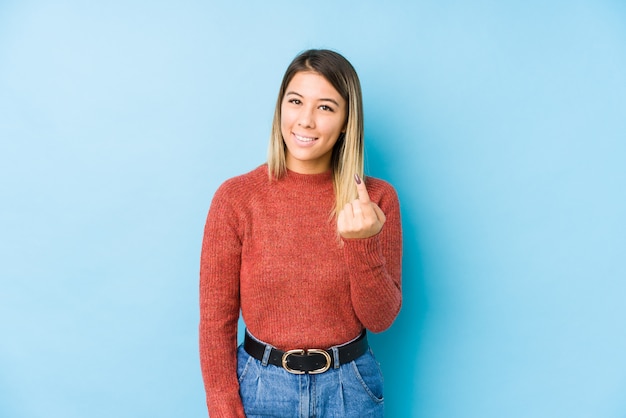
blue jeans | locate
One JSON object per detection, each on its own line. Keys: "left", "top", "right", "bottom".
{"left": 236, "top": 335, "right": 384, "bottom": 417}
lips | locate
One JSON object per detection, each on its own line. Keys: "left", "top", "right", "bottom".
{"left": 293, "top": 133, "right": 318, "bottom": 143}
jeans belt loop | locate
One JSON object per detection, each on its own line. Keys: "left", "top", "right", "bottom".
{"left": 261, "top": 344, "right": 272, "bottom": 366}
{"left": 331, "top": 346, "right": 340, "bottom": 369}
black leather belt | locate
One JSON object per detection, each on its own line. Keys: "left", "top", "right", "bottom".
{"left": 243, "top": 330, "right": 368, "bottom": 374}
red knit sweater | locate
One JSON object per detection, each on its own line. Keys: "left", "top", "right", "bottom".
{"left": 199, "top": 165, "right": 402, "bottom": 417}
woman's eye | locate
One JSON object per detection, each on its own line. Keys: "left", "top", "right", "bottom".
{"left": 288, "top": 99, "right": 301, "bottom": 105}
{"left": 319, "top": 105, "right": 334, "bottom": 112}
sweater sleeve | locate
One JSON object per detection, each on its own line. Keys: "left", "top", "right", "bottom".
{"left": 342, "top": 181, "right": 402, "bottom": 332}
{"left": 199, "top": 184, "right": 246, "bottom": 418}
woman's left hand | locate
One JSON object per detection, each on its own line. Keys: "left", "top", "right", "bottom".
{"left": 337, "top": 174, "right": 386, "bottom": 239}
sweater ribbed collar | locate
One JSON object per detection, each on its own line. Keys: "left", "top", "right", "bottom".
{"left": 282, "top": 168, "right": 333, "bottom": 188}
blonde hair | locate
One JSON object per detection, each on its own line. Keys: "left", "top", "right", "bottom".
{"left": 267, "top": 49, "right": 364, "bottom": 217}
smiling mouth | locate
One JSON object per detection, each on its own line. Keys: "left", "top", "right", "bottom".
{"left": 294, "top": 133, "right": 318, "bottom": 143}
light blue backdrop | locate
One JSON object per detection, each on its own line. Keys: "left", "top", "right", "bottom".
{"left": 1, "top": 1, "right": 625, "bottom": 417}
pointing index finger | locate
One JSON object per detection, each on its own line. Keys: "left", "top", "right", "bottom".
{"left": 354, "top": 174, "right": 371, "bottom": 203}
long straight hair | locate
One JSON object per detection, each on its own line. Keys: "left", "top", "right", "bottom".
{"left": 267, "top": 49, "right": 364, "bottom": 217}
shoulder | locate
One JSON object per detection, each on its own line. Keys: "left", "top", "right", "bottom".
{"left": 215, "top": 165, "right": 268, "bottom": 195}
{"left": 364, "top": 175, "right": 400, "bottom": 213}
{"left": 364, "top": 176, "right": 398, "bottom": 200}
{"left": 210, "top": 165, "right": 269, "bottom": 207}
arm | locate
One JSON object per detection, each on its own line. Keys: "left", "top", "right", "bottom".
{"left": 338, "top": 176, "right": 402, "bottom": 332}
{"left": 199, "top": 185, "right": 246, "bottom": 418}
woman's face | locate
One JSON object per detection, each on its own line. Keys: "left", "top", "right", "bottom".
{"left": 280, "top": 71, "right": 347, "bottom": 174}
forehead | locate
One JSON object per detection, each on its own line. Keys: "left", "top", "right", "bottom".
{"left": 285, "top": 71, "right": 343, "bottom": 101}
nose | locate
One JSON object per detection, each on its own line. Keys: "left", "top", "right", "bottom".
{"left": 297, "top": 106, "right": 315, "bottom": 129}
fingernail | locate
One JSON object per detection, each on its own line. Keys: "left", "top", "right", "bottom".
{"left": 354, "top": 174, "right": 362, "bottom": 185}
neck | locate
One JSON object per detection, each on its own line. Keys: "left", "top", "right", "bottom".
{"left": 285, "top": 157, "right": 332, "bottom": 174}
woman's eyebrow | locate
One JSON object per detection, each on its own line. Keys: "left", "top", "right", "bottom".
{"left": 319, "top": 98, "right": 340, "bottom": 106}
{"left": 285, "top": 91, "right": 340, "bottom": 106}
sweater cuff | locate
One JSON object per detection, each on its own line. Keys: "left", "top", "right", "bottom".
{"left": 342, "top": 234, "right": 384, "bottom": 268}
{"left": 207, "top": 390, "right": 246, "bottom": 418}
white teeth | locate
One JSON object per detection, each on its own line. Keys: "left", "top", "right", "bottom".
{"left": 295, "top": 134, "right": 316, "bottom": 142}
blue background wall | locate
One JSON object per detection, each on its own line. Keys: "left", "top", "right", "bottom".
{"left": 1, "top": 1, "right": 625, "bottom": 417}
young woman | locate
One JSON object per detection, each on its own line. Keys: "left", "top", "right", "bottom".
{"left": 199, "top": 49, "right": 402, "bottom": 417}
